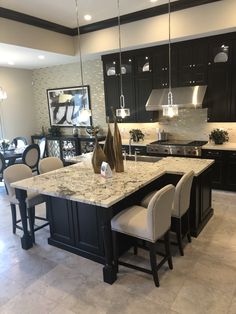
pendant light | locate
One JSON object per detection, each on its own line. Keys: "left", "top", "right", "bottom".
{"left": 115, "top": 0, "right": 130, "bottom": 119}
{"left": 75, "top": 0, "right": 92, "bottom": 123}
{"left": 162, "top": 0, "right": 178, "bottom": 118}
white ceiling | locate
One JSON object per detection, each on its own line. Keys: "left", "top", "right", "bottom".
{"left": 1, "top": 0, "right": 176, "bottom": 27}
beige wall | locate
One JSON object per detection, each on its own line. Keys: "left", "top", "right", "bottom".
{"left": 0, "top": 67, "right": 35, "bottom": 142}
{"left": 32, "top": 59, "right": 106, "bottom": 134}
{"left": 1, "top": 0, "right": 236, "bottom": 57}
{"left": 0, "top": 18, "right": 75, "bottom": 56}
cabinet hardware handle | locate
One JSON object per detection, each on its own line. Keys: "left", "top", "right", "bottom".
{"left": 193, "top": 64, "right": 196, "bottom": 67}
{"left": 208, "top": 62, "right": 211, "bottom": 66}
{"left": 190, "top": 65, "right": 192, "bottom": 68}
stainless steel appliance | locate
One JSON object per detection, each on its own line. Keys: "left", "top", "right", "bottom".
{"left": 147, "top": 140, "right": 208, "bottom": 157}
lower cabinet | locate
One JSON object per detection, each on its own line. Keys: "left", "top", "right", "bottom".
{"left": 202, "top": 149, "right": 236, "bottom": 191}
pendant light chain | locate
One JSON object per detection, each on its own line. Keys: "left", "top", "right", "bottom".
{"left": 75, "top": 0, "right": 84, "bottom": 86}
{"left": 117, "top": 0, "right": 124, "bottom": 108}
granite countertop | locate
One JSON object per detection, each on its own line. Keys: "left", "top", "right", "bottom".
{"left": 12, "top": 155, "right": 214, "bottom": 208}
{"left": 99, "top": 139, "right": 155, "bottom": 147}
{"left": 202, "top": 142, "right": 236, "bottom": 151}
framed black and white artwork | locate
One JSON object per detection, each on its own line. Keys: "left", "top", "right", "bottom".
{"left": 47, "top": 85, "right": 92, "bottom": 127}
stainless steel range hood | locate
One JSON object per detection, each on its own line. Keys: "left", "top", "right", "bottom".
{"left": 145, "top": 85, "right": 207, "bottom": 111}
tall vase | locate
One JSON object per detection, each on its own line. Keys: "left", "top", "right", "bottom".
{"left": 113, "top": 118, "right": 124, "bottom": 173}
{"left": 103, "top": 123, "right": 115, "bottom": 170}
{"left": 92, "top": 136, "right": 107, "bottom": 174}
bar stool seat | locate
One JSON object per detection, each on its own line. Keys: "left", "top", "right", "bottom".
{"left": 111, "top": 184, "right": 175, "bottom": 287}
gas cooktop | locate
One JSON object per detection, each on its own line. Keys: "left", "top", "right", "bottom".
{"left": 150, "top": 140, "right": 208, "bottom": 147}
{"left": 147, "top": 140, "right": 208, "bottom": 157}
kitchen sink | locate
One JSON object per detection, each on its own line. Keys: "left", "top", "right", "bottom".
{"left": 124, "top": 155, "right": 162, "bottom": 163}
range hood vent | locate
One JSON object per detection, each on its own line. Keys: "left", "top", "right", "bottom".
{"left": 146, "top": 85, "right": 207, "bottom": 111}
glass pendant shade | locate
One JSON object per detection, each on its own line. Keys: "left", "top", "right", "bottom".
{"left": 0, "top": 88, "right": 7, "bottom": 100}
{"left": 162, "top": 104, "right": 178, "bottom": 118}
{"left": 116, "top": 108, "right": 130, "bottom": 119}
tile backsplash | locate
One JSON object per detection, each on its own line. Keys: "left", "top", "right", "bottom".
{"left": 118, "top": 108, "right": 236, "bottom": 143}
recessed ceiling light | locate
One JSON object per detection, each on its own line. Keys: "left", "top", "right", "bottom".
{"left": 150, "top": 0, "right": 158, "bottom": 3}
{"left": 8, "top": 61, "right": 15, "bottom": 65}
{"left": 84, "top": 14, "right": 92, "bottom": 21}
{"left": 38, "top": 55, "right": 45, "bottom": 60}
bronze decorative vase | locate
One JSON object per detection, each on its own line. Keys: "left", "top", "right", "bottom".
{"left": 103, "top": 123, "right": 115, "bottom": 170}
{"left": 113, "top": 117, "right": 124, "bottom": 173}
{"left": 92, "top": 136, "right": 107, "bottom": 174}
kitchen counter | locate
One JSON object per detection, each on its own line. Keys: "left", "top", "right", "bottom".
{"left": 12, "top": 155, "right": 214, "bottom": 284}
{"left": 202, "top": 142, "right": 236, "bottom": 150}
{"left": 13, "top": 155, "right": 214, "bottom": 208}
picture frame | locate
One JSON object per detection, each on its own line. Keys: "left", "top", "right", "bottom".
{"left": 47, "top": 85, "right": 92, "bottom": 127}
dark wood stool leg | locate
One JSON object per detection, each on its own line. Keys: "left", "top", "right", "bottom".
{"left": 187, "top": 211, "right": 192, "bottom": 243}
{"left": 28, "top": 207, "right": 35, "bottom": 243}
{"left": 112, "top": 231, "right": 119, "bottom": 273}
{"left": 176, "top": 219, "right": 184, "bottom": 256}
{"left": 149, "top": 242, "right": 159, "bottom": 287}
{"left": 10, "top": 204, "right": 17, "bottom": 234}
{"left": 164, "top": 230, "right": 173, "bottom": 270}
{"left": 133, "top": 241, "right": 138, "bottom": 255}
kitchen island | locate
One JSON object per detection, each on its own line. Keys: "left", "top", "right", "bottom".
{"left": 12, "top": 156, "right": 214, "bottom": 284}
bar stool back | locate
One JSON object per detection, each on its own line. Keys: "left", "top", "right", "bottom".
{"left": 38, "top": 157, "right": 64, "bottom": 174}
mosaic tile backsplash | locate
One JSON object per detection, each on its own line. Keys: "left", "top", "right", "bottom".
{"left": 32, "top": 58, "right": 236, "bottom": 143}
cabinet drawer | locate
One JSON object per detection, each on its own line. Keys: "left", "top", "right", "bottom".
{"left": 225, "top": 151, "right": 236, "bottom": 159}
{"left": 202, "top": 150, "right": 223, "bottom": 159}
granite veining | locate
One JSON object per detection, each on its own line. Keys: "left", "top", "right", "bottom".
{"left": 12, "top": 155, "right": 214, "bottom": 208}
{"left": 203, "top": 142, "right": 236, "bottom": 151}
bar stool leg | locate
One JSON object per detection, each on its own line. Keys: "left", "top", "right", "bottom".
{"left": 28, "top": 207, "right": 35, "bottom": 243}
{"left": 164, "top": 230, "right": 173, "bottom": 269}
{"left": 187, "top": 211, "right": 192, "bottom": 243}
{"left": 176, "top": 220, "right": 184, "bottom": 256}
{"left": 149, "top": 242, "right": 159, "bottom": 287}
{"left": 10, "top": 204, "right": 17, "bottom": 234}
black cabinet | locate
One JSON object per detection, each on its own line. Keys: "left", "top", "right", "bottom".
{"left": 102, "top": 54, "right": 136, "bottom": 123}
{"left": 102, "top": 31, "right": 236, "bottom": 123}
{"left": 153, "top": 44, "right": 178, "bottom": 89}
{"left": 178, "top": 39, "right": 208, "bottom": 87}
{"left": 204, "top": 36, "right": 232, "bottom": 122}
{"left": 122, "top": 144, "right": 147, "bottom": 155}
{"left": 202, "top": 149, "right": 236, "bottom": 191}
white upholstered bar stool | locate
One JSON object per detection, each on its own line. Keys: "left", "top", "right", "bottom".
{"left": 141, "top": 171, "right": 194, "bottom": 256}
{"left": 38, "top": 157, "right": 64, "bottom": 174}
{"left": 111, "top": 184, "right": 175, "bottom": 287}
{"left": 3, "top": 164, "right": 47, "bottom": 242}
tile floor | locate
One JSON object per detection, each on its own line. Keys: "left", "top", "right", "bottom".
{"left": 0, "top": 185, "right": 236, "bottom": 314}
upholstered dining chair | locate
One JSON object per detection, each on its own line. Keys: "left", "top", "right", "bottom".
{"left": 3, "top": 164, "right": 48, "bottom": 242}
{"left": 38, "top": 157, "right": 64, "bottom": 174}
{"left": 0, "top": 152, "right": 6, "bottom": 181}
{"left": 111, "top": 184, "right": 175, "bottom": 287}
{"left": 141, "top": 171, "right": 194, "bottom": 256}
{"left": 12, "top": 137, "right": 27, "bottom": 148}
{"left": 22, "top": 143, "right": 40, "bottom": 173}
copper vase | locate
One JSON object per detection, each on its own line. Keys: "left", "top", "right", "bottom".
{"left": 113, "top": 119, "right": 124, "bottom": 173}
{"left": 103, "top": 123, "right": 115, "bottom": 170}
{"left": 92, "top": 136, "right": 107, "bottom": 174}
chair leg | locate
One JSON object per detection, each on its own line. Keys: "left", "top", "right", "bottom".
{"left": 149, "top": 242, "right": 159, "bottom": 287}
{"left": 10, "top": 204, "right": 17, "bottom": 234}
{"left": 112, "top": 231, "right": 119, "bottom": 273}
{"left": 176, "top": 219, "right": 184, "bottom": 256}
{"left": 28, "top": 207, "right": 35, "bottom": 243}
{"left": 133, "top": 241, "right": 138, "bottom": 255}
{"left": 187, "top": 211, "right": 192, "bottom": 243}
{"left": 164, "top": 230, "right": 173, "bottom": 270}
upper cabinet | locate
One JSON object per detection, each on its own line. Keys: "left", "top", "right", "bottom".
{"left": 204, "top": 35, "right": 232, "bottom": 122}
{"left": 152, "top": 44, "right": 178, "bottom": 89}
{"left": 178, "top": 39, "right": 208, "bottom": 87}
{"left": 102, "top": 32, "right": 236, "bottom": 123}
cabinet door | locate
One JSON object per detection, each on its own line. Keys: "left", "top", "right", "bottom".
{"left": 201, "top": 150, "right": 224, "bottom": 189}
{"left": 230, "top": 40, "right": 236, "bottom": 121}
{"left": 104, "top": 76, "right": 120, "bottom": 122}
{"left": 225, "top": 152, "right": 236, "bottom": 191}
{"left": 178, "top": 39, "right": 208, "bottom": 86}
{"left": 204, "top": 37, "right": 232, "bottom": 122}
{"left": 135, "top": 75, "right": 155, "bottom": 122}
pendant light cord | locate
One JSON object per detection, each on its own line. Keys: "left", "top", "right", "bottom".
{"left": 75, "top": 0, "right": 84, "bottom": 86}
{"left": 117, "top": 0, "right": 125, "bottom": 108}
{"left": 168, "top": 0, "right": 173, "bottom": 106}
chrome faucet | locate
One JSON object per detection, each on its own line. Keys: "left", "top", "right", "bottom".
{"left": 129, "top": 137, "right": 132, "bottom": 156}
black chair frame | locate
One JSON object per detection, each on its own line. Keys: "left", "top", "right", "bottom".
{"left": 22, "top": 144, "right": 40, "bottom": 173}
